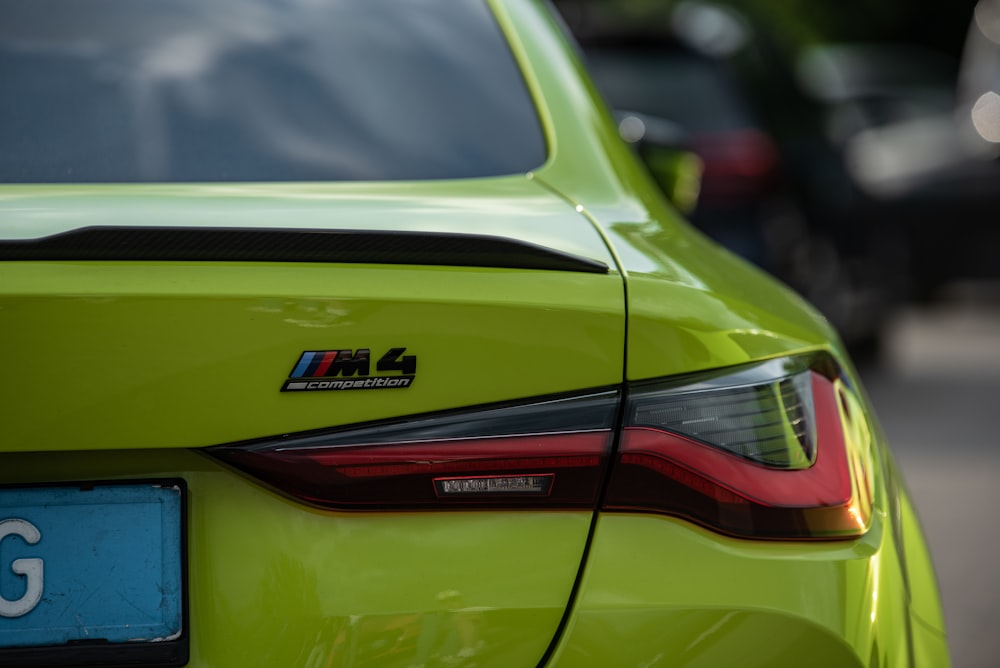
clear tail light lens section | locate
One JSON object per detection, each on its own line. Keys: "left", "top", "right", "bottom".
{"left": 207, "top": 390, "right": 619, "bottom": 510}
{"left": 604, "top": 355, "right": 874, "bottom": 540}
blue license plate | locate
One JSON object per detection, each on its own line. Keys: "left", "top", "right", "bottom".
{"left": 0, "top": 481, "right": 184, "bottom": 653}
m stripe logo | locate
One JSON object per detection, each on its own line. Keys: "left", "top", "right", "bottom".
{"left": 283, "top": 348, "right": 416, "bottom": 392}
{"left": 290, "top": 350, "right": 370, "bottom": 378}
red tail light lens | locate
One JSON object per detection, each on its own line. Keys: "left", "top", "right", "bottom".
{"left": 694, "top": 128, "right": 781, "bottom": 201}
{"left": 604, "top": 355, "right": 873, "bottom": 540}
{"left": 207, "top": 390, "right": 619, "bottom": 510}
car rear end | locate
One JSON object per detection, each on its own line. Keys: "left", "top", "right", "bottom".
{"left": 0, "top": 0, "right": 948, "bottom": 666}
{"left": 0, "top": 181, "right": 626, "bottom": 665}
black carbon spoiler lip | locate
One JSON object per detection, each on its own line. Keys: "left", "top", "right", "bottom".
{"left": 0, "top": 226, "right": 610, "bottom": 274}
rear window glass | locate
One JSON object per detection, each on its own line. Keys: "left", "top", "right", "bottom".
{"left": 0, "top": 0, "right": 547, "bottom": 183}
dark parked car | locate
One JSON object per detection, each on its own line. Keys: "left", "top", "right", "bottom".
{"left": 556, "top": 0, "right": 912, "bottom": 352}
{"left": 795, "top": 3, "right": 1000, "bottom": 300}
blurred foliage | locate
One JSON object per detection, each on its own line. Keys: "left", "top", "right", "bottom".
{"left": 596, "top": 0, "right": 891, "bottom": 43}
{"left": 731, "top": 0, "right": 976, "bottom": 55}
{"left": 559, "top": 0, "right": 978, "bottom": 57}
{"left": 717, "top": 0, "right": 896, "bottom": 47}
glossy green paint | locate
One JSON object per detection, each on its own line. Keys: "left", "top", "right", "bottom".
{"left": 499, "top": 0, "right": 839, "bottom": 380}
{"left": 0, "top": 179, "right": 628, "bottom": 452}
{"left": 0, "top": 179, "right": 616, "bottom": 266}
{"left": 0, "top": 256, "right": 624, "bottom": 451}
{"left": 501, "top": 0, "right": 947, "bottom": 664}
{"left": 1, "top": 448, "right": 593, "bottom": 666}
{"left": 0, "top": 0, "right": 948, "bottom": 666}
{"left": 546, "top": 513, "right": 909, "bottom": 668}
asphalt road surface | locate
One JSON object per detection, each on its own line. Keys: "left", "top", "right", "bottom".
{"left": 858, "top": 285, "right": 1000, "bottom": 668}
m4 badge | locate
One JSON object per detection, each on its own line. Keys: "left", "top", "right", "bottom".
{"left": 282, "top": 348, "right": 416, "bottom": 392}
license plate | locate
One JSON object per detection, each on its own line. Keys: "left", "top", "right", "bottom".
{"left": 0, "top": 480, "right": 186, "bottom": 666}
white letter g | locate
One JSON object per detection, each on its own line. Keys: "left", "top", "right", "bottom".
{"left": 0, "top": 518, "right": 44, "bottom": 618}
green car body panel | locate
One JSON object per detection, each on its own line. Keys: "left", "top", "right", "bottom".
{"left": 0, "top": 179, "right": 625, "bottom": 450}
{"left": 0, "top": 0, "right": 947, "bottom": 666}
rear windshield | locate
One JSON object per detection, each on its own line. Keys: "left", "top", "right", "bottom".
{"left": 0, "top": 0, "right": 547, "bottom": 183}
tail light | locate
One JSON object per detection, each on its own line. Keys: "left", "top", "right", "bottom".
{"left": 693, "top": 128, "right": 781, "bottom": 201}
{"left": 604, "top": 355, "right": 873, "bottom": 540}
{"left": 207, "top": 390, "right": 619, "bottom": 510}
{"left": 207, "top": 354, "right": 872, "bottom": 540}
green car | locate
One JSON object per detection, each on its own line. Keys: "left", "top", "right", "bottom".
{"left": 0, "top": 0, "right": 948, "bottom": 666}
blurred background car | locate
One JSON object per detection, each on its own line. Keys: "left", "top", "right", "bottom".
{"left": 556, "top": 0, "right": 1000, "bottom": 353}
{"left": 795, "top": 1, "right": 1000, "bottom": 301}
{"left": 555, "top": 0, "right": 907, "bottom": 354}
